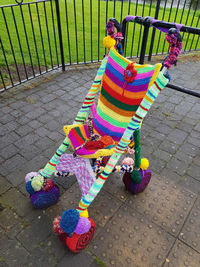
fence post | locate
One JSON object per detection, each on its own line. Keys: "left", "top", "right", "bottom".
{"left": 55, "top": 0, "right": 65, "bottom": 71}
{"left": 148, "top": 0, "right": 161, "bottom": 61}
{"left": 139, "top": 17, "right": 151, "bottom": 64}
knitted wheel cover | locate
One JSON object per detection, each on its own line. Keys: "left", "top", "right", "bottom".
{"left": 30, "top": 185, "right": 60, "bottom": 209}
{"left": 66, "top": 218, "right": 95, "bottom": 253}
{"left": 123, "top": 169, "right": 152, "bottom": 194}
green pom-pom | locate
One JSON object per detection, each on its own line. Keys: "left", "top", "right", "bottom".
{"left": 130, "top": 170, "right": 142, "bottom": 184}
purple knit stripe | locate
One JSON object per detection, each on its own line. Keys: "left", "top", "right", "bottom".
{"left": 105, "top": 68, "right": 149, "bottom": 93}
{"left": 92, "top": 122, "right": 121, "bottom": 141}
{"left": 108, "top": 56, "right": 155, "bottom": 79}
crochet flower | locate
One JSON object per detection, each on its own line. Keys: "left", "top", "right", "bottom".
{"left": 31, "top": 174, "right": 44, "bottom": 191}
{"left": 124, "top": 63, "right": 137, "bottom": 83}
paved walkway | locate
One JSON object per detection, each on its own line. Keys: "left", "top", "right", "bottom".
{"left": 0, "top": 57, "right": 200, "bottom": 267}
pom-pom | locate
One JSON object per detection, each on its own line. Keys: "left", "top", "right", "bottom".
{"left": 60, "top": 209, "right": 80, "bottom": 234}
{"left": 122, "top": 157, "right": 134, "bottom": 166}
{"left": 31, "top": 174, "right": 44, "bottom": 192}
{"left": 140, "top": 158, "right": 149, "bottom": 170}
{"left": 53, "top": 216, "right": 65, "bottom": 235}
{"left": 25, "top": 172, "right": 37, "bottom": 183}
{"left": 130, "top": 170, "right": 142, "bottom": 184}
{"left": 42, "top": 178, "right": 55, "bottom": 191}
{"left": 103, "top": 36, "right": 115, "bottom": 49}
{"left": 80, "top": 209, "right": 89, "bottom": 218}
{"left": 74, "top": 217, "right": 91, "bottom": 235}
{"left": 26, "top": 181, "right": 35, "bottom": 195}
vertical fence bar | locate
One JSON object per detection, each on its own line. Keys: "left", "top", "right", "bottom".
{"left": 113, "top": 0, "right": 116, "bottom": 18}
{"left": 64, "top": 0, "right": 71, "bottom": 65}
{"left": 139, "top": 22, "right": 150, "bottom": 64}
{"left": 50, "top": 0, "right": 59, "bottom": 67}
{"left": 0, "top": 69, "right": 6, "bottom": 90}
{"left": 162, "top": 0, "right": 175, "bottom": 54}
{"left": 81, "top": 0, "right": 86, "bottom": 63}
{"left": 1, "top": 8, "right": 21, "bottom": 83}
{"left": 148, "top": 0, "right": 153, "bottom": 16}
{"left": 28, "top": 3, "right": 41, "bottom": 73}
{"left": 55, "top": 0, "right": 65, "bottom": 70}
{"left": 36, "top": 2, "right": 48, "bottom": 71}
{"left": 120, "top": 0, "right": 124, "bottom": 25}
{"left": 137, "top": 0, "right": 146, "bottom": 57}
{"left": 73, "top": 0, "right": 79, "bottom": 64}
{"left": 124, "top": 0, "right": 131, "bottom": 57}
{"left": 174, "top": 0, "right": 181, "bottom": 23}
{"left": 189, "top": 15, "right": 200, "bottom": 51}
{"left": 156, "top": 0, "right": 167, "bottom": 54}
{"left": 184, "top": 1, "right": 199, "bottom": 51}
{"left": 0, "top": 37, "right": 14, "bottom": 86}
{"left": 90, "top": 0, "right": 93, "bottom": 63}
{"left": 98, "top": 0, "right": 100, "bottom": 61}
{"left": 10, "top": 6, "right": 28, "bottom": 80}
{"left": 130, "top": 0, "right": 138, "bottom": 58}
{"left": 148, "top": 0, "right": 161, "bottom": 61}
{"left": 181, "top": 1, "right": 193, "bottom": 50}
{"left": 43, "top": 1, "right": 53, "bottom": 69}
{"left": 19, "top": 4, "right": 35, "bottom": 77}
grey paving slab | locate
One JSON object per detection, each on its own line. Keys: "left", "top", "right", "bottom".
{"left": 163, "top": 240, "right": 200, "bottom": 267}
{"left": 126, "top": 174, "right": 197, "bottom": 237}
{"left": 89, "top": 205, "right": 175, "bottom": 267}
{"left": 179, "top": 198, "right": 200, "bottom": 253}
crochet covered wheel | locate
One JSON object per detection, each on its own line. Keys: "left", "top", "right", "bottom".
{"left": 123, "top": 169, "right": 152, "bottom": 194}
{"left": 66, "top": 218, "right": 95, "bottom": 253}
{"left": 30, "top": 185, "right": 60, "bottom": 209}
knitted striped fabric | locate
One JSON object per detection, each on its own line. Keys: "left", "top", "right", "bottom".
{"left": 77, "top": 69, "right": 169, "bottom": 212}
{"left": 92, "top": 48, "right": 162, "bottom": 141}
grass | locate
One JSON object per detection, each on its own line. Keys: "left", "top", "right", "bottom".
{"left": 0, "top": 0, "right": 200, "bottom": 87}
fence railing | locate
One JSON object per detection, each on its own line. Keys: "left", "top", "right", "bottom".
{"left": 0, "top": 0, "right": 200, "bottom": 91}
{"left": 122, "top": 15, "right": 200, "bottom": 98}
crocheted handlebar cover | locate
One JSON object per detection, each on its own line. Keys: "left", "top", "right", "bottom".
{"left": 162, "top": 28, "right": 183, "bottom": 70}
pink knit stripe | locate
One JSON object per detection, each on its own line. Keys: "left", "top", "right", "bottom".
{"left": 108, "top": 56, "right": 155, "bottom": 79}
{"left": 92, "top": 123, "right": 121, "bottom": 141}
{"left": 94, "top": 112, "right": 125, "bottom": 134}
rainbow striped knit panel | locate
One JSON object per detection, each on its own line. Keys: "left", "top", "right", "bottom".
{"left": 92, "top": 48, "right": 162, "bottom": 142}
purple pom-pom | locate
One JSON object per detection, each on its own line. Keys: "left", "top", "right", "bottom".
{"left": 74, "top": 217, "right": 91, "bottom": 235}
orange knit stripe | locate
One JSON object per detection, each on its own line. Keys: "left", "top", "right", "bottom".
{"left": 104, "top": 74, "right": 147, "bottom": 99}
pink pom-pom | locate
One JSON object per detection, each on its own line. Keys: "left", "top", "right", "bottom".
{"left": 122, "top": 157, "right": 134, "bottom": 166}
{"left": 25, "top": 172, "right": 37, "bottom": 183}
{"left": 53, "top": 216, "right": 65, "bottom": 235}
{"left": 74, "top": 217, "right": 91, "bottom": 235}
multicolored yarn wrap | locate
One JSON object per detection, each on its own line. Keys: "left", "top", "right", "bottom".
{"left": 76, "top": 49, "right": 169, "bottom": 213}
{"left": 162, "top": 28, "right": 183, "bottom": 69}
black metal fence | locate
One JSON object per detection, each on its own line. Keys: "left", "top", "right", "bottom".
{"left": 0, "top": 0, "right": 200, "bottom": 91}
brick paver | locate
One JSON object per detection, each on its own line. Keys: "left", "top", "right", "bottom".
{"left": 0, "top": 58, "right": 200, "bottom": 266}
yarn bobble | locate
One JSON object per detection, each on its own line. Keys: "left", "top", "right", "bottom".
{"left": 140, "top": 158, "right": 149, "bottom": 170}
{"left": 80, "top": 209, "right": 89, "bottom": 218}
{"left": 74, "top": 217, "right": 91, "bottom": 235}
{"left": 60, "top": 209, "right": 80, "bottom": 234}
{"left": 25, "top": 172, "right": 37, "bottom": 183}
{"left": 103, "top": 36, "right": 115, "bottom": 49}
{"left": 25, "top": 181, "right": 35, "bottom": 195}
{"left": 130, "top": 170, "right": 142, "bottom": 184}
